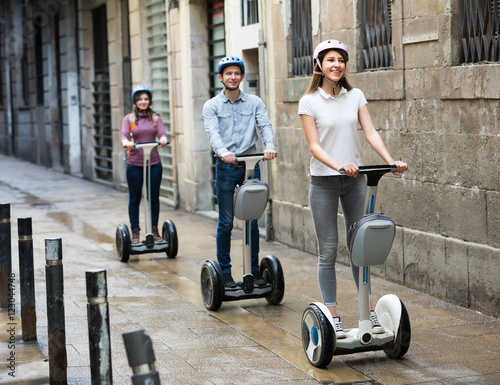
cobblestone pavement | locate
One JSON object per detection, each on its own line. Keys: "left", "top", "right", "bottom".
{"left": 0, "top": 154, "right": 499, "bottom": 384}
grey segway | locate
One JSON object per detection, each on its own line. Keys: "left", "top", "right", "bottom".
{"left": 301, "top": 165, "right": 411, "bottom": 367}
{"left": 201, "top": 154, "right": 284, "bottom": 310}
{"left": 116, "top": 142, "right": 178, "bottom": 262}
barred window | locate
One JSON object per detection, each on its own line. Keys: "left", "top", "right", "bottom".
{"left": 361, "top": 0, "right": 393, "bottom": 70}
{"left": 460, "top": 0, "right": 500, "bottom": 63}
{"left": 291, "top": 0, "right": 313, "bottom": 76}
{"left": 208, "top": 0, "right": 225, "bottom": 97}
{"left": 242, "top": 0, "right": 258, "bottom": 26}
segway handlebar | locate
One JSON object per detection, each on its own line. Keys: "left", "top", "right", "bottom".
{"left": 339, "top": 164, "right": 397, "bottom": 187}
{"left": 122, "top": 141, "right": 170, "bottom": 149}
{"left": 216, "top": 153, "right": 278, "bottom": 163}
{"left": 235, "top": 152, "right": 278, "bottom": 159}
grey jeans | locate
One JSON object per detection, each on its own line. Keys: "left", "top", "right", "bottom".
{"left": 309, "top": 174, "right": 368, "bottom": 307}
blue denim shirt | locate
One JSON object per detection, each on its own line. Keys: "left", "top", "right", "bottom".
{"left": 203, "top": 90, "right": 275, "bottom": 157}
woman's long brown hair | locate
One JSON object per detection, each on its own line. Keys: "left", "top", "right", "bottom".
{"left": 304, "top": 48, "right": 353, "bottom": 96}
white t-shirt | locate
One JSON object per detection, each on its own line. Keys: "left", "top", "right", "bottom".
{"left": 298, "top": 87, "right": 368, "bottom": 176}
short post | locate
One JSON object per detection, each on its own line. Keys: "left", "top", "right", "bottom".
{"left": 86, "top": 269, "right": 113, "bottom": 385}
{"left": 18, "top": 217, "right": 37, "bottom": 341}
{"left": 122, "top": 329, "right": 161, "bottom": 385}
{"left": 0, "top": 203, "right": 12, "bottom": 308}
{"left": 45, "top": 238, "right": 68, "bottom": 385}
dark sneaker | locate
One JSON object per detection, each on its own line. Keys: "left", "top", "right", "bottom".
{"left": 370, "top": 310, "right": 385, "bottom": 334}
{"left": 253, "top": 271, "right": 267, "bottom": 286}
{"left": 132, "top": 229, "right": 140, "bottom": 243}
{"left": 223, "top": 273, "right": 237, "bottom": 288}
{"left": 152, "top": 226, "right": 162, "bottom": 242}
{"left": 332, "top": 317, "right": 347, "bottom": 339}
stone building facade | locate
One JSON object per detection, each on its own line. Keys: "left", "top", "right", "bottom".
{"left": 0, "top": 0, "right": 498, "bottom": 317}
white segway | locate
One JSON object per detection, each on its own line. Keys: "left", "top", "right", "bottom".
{"left": 200, "top": 154, "right": 285, "bottom": 311}
{"left": 116, "top": 142, "right": 178, "bottom": 262}
{"left": 301, "top": 165, "right": 411, "bottom": 367}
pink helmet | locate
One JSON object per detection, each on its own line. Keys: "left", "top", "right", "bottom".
{"left": 313, "top": 39, "right": 349, "bottom": 75}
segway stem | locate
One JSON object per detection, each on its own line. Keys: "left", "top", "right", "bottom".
{"left": 136, "top": 142, "right": 159, "bottom": 249}
{"left": 235, "top": 154, "right": 264, "bottom": 288}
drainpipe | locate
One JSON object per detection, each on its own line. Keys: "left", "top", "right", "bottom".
{"left": 259, "top": 29, "right": 273, "bottom": 242}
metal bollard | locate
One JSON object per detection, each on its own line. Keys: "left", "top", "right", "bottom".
{"left": 18, "top": 217, "right": 37, "bottom": 341}
{"left": 0, "top": 203, "right": 12, "bottom": 308}
{"left": 122, "top": 329, "right": 161, "bottom": 385}
{"left": 86, "top": 269, "right": 113, "bottom": 385}
{"left": 45, "top": 238, "right": 68, "bottom": 385}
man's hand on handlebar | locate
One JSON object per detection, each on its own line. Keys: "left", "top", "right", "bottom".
{"left": 263, "top": 148, "right": 277, "bottom": 161}
{"left": 221, "top": 151, "right": 237, "bottom": 164}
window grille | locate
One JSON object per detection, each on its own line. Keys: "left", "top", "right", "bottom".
{"left": 460, "top": 0, "right": 500, "bottom": 63}
{"left": 92, "top": 5, "right": 113, "bottom": 182}
{"left": 361, "top": 0, "right": 393, "bottom": 70}
{"left": 208, "top": 0, "right": 225, "bottom": 97}
{"left": 242, "top": 0, "right": 258, "bottom": 26}
{"left": 291, "top": 0, "right": 313, "bottom": 76}
{"left": 145, "top": 0, "right": 174, "bottom": 202}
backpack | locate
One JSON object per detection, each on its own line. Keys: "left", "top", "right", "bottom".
{"left": 126, "top": 112, "right": 158, "bottom": 154}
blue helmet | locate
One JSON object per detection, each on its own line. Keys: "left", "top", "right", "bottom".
{"left": 217, "top": 56, "right": 245, "bottom": 76}
{"left": 131, "top": 85, "right": 152, "bottom": 104}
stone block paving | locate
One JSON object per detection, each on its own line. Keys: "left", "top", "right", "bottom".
{"left": 0, "top": 154, "right": 499, "bottom": 384}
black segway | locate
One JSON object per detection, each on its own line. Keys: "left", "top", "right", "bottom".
{"left": 116, "top": 142, "right": 178, "bottom": 262}
{"left": 200, "top": 154, "right": 284, "bottom": 310}
{"left": 301, "top": 165, "right": 411, "bottom": 367}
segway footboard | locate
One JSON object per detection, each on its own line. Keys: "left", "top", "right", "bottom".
{"left": 130, "top": 241, "right": 170, "bottom": 255}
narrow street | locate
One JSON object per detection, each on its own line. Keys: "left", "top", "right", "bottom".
{"left": 1, "top": 154, "right": 499, "bottom": 384}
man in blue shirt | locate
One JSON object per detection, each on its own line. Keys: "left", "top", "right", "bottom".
{"left": 203, "top": 56, "right": 277, "bottom": 288}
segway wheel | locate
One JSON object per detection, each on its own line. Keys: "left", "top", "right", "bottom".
{"left": 383, "top": 300, "right": 411, "bottom": 359}
{"left": 200, "top": 261, "right": 224, "bottom": 311}
{"left": 301, "top": 304, "right": 335, "bottom": 368}
{"left": 162, "top": 219, "right": 178, "bottom": 258}
{"left": 116, "top": 224, "right": 131, "bottom": 263}
{"left": 260, "top": 255, "right": 285, "bottom": 305}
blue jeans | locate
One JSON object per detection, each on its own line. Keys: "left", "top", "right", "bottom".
{"left": 215, "top": 162, "right": 261, "bottom": 274}
{"left": 309, "top": 175, "right": 368, "bottom": 307}
{"left": 126, "top": 163, "right": 163, "bottom": 231}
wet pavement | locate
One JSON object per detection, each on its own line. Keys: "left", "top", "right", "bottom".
{"left": 0, "top": 153, "right": 499, "bottom": 385}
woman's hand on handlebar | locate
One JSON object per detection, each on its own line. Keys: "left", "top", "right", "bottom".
{"left": 340, "top": 163, "right": 359, "bottom": 177}
{"left": 263, "top": 148, "right": 277, "bottom": 161}
{"left": 123, "top": 140, "right": 135, "bottom": 150}
{"left": 392, "top": 160, "right": 408, "bottom": 175}
{"left": 159, "top": 136, "right": 168, "bottom": 147}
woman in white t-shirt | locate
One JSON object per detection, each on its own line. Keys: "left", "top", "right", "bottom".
{"left": 298, "top": 40, "right": 407, "bottom": 338}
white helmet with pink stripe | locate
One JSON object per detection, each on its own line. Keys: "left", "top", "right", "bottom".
{"left": 313, "top": 39, "right": 349, "bottom": 76}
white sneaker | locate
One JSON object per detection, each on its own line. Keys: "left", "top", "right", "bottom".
{"left": 332, "top": 317, "right": 347, "bottom": 339}
{"left": 370, "top": 310, "right": 385, "bottom": 334}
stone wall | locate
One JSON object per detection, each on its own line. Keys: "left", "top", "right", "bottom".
{"left": 269, "top": 0, "right": 500, "bottom": 317}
